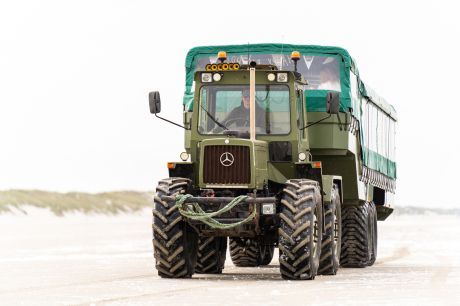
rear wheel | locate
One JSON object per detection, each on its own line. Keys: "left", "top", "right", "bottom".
{"left": 340, "top": 202, "right": 372, "bottom": 268}
{"left": 318, "top": 185, "right": 342, "bottom": 275}
{"left": 229, "top": 238, "right": 260, "bottom": 267}
{"left": 152, "top": 178, "right": 198, "bottom": 278}
{"left": 367, "top": 202, "right": 378, "bottom": 266}
{"left": 229, "top": 238, "right": 274, "bottom": 267}
{"left": 259, "top": 244, "right": 275, "bottom": 266}
{"left": 195, "top": 237, "right": 227, "bottom": 274}
{"left": 278, "top": 179, "right": 323, "bottom": 280}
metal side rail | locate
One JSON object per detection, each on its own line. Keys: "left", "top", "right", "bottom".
{"left": 159, "top": 195, "right": 277, "bottom": 205}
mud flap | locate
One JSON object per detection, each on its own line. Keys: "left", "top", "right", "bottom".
{"left": 376, "top": 205, "right": 393, "bottom": 221}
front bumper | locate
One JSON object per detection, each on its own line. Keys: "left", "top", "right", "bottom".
{"left": 160, "top": 195, "right": 278, "bottom": 237}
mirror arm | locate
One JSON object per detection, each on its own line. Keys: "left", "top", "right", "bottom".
{"left": 300, "top": 114, "right": 331, "bottom": 130}
{"left": 154, "top": 113, "right": 190, "bottom": 130}
{"left": 336, "top": 113, "right": 343, "bottom": 131}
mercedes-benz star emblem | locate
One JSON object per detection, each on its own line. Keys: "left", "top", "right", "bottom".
{"left": 219, "top": 152, "right": 235, "bottom": 167}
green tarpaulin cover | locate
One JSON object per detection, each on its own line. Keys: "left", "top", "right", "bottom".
{"left": 183, "top": 44, "right": 397, "bottom": 179}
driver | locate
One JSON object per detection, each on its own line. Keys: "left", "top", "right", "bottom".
{"left": 223, "top": 88, "right": 266, "bottom": 129}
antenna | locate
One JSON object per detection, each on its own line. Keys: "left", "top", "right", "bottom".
{"left": 247, "top": 42, "right": 250, "bottom": 66}
{"left": 280, "top": 35, "right": 285, "bottom": 70}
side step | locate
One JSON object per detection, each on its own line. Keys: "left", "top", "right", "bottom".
{"left": 376, "top": 205, "right": 393, "bottom": 221}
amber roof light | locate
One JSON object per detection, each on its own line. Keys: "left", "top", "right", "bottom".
{"left": 291, "top": 51, "right": 301, "bottom": 60}
{"left": 217, "top": 51, "right": 227, "bottom": 62}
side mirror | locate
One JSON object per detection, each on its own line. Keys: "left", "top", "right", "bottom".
{"left": 326, "top": 91, "right": 340, "bottom": 114}
{"left": 149, "top": 91, "right": 161, "bottom": 114}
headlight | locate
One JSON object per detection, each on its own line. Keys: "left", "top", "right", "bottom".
{"left": 180, "top": 152, "right": 189, "bottom": 161}
{"left": 298, "top": 152, "right": 307, "bottom": 161}
{"left": 212, "top": 73, "right": 222, "bottom": 82}
{"left": 201, "top": 73, "right": 212, "bottom": 83}
{"left": 261, "top": 203, "right": 275, "bottom": 215}
{"left": 267, "top": 73, "right": 276, "bottom": 82}
{"left": 277, "top": 73, "right": 288, "bottom": 82}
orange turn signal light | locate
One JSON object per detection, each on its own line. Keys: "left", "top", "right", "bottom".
{"left": 291, "top": 51, "right": 301, "bottom": 60}
{"left": 217, "top": 51, "right": 227, "bottom": 61}
{"left": 311, "top": 161, "right": 322, "bottom": 168}
{"left": 167, "top": 162, "right": 175, "bottom": 169}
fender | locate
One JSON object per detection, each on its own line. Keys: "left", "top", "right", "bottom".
{"left": 321, "top": 175, "right": 343, "bottom": 205}
{"left": 168, "top": 162, "right": 194, "bottom": 182}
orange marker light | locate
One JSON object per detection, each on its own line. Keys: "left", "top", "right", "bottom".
{"left": 291, "top": 51, "right": 301, "bottom": 60}
{"left": 167, "top": 162, "right": 175, "bottom": 169}
{"left": 217, "top": 51, "right": 227, "bottom": 62}
{"left": 311, "top": 161, "right": 322, "bottom": 168}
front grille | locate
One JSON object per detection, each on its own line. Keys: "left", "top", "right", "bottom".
{"left": 203, "top": 145, "right": 250, "bottom": 185}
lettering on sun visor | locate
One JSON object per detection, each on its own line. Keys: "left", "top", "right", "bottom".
{"left": 205, "top": 63, "right": 240, "bottom": 71}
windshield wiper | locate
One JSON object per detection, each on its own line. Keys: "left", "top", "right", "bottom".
{"left": 200, "top": 105, "right": 228, "bottom": 130}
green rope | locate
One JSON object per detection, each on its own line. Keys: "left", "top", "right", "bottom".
{"left": 175, "top": 194, "right": 256, "bottom": 229}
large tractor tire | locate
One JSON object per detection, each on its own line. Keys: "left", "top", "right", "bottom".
{"left": 340, "top": 202, "right": 373, "bottom": 268}
{"left": 367, "top": 202, "right": 378, "bottom": 266}
{"left": 229, "top": 238, "right": 261, "bottom": 267}
{"left": 152, "top": 178, "right": 198, "bottom": 278}
{"left": 259, "top": 244, "right": 275, "bottom": 266}
{"left": 229, "top": 238, "right": 274, "bottom": 267}
{"left": 278, "top": 179, "right": 323, "bottom": 280}
{"left": 195, "top": 237, "right": 227, "bottom": 274}
{"left": 318, "top": 184, "right": 342, "bottom": 275}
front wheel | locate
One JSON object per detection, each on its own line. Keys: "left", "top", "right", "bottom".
{"left": 152, "top": 178, "right": 198, "bottom": 278}
{"left": 278, "top": 179, "right": 323, "bottom": 280}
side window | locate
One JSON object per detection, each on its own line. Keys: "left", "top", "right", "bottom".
{"left": 296, "top": 90, "right": 306, "bottom": 138}
{"left": 198, "top": 87, "right": 210, "bottom": 132}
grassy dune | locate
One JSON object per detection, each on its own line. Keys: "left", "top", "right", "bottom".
{"left": 0, "top": 190, "right": 152, "bottom": 216}
{"left": 1, "top": 190, "right": 459, "bottom": 216}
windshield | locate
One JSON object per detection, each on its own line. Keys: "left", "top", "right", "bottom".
{"left": 195, "top": 55, "right": 341, "bottom": 91}
{"left": 301, "top": 56, "right": 341, "bottom": 91}
{"left": 198, "top": 85, "right": 290, "bottom": 135}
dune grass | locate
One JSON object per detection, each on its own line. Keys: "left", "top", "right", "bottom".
{"left": 1, "top": 190, "right": 459, "bottom": 217}
{"left": 0, "top": 190, "right": 152, "bottom": 216}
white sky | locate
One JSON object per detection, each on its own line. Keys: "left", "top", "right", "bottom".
{"left": 1, "top": 0, "right": 459, "bottom": 208}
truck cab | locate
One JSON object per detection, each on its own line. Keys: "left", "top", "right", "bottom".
{"left": 190, "top": 62, "right": 312, "bottom": 191}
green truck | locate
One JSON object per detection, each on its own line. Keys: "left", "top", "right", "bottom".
{"left": 148, "top": 44, "right": 397, "bottom": 280}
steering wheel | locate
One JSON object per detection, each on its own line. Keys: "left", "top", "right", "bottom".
{"left": 223, "top": 117, "right": 250, "bottom": 128}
